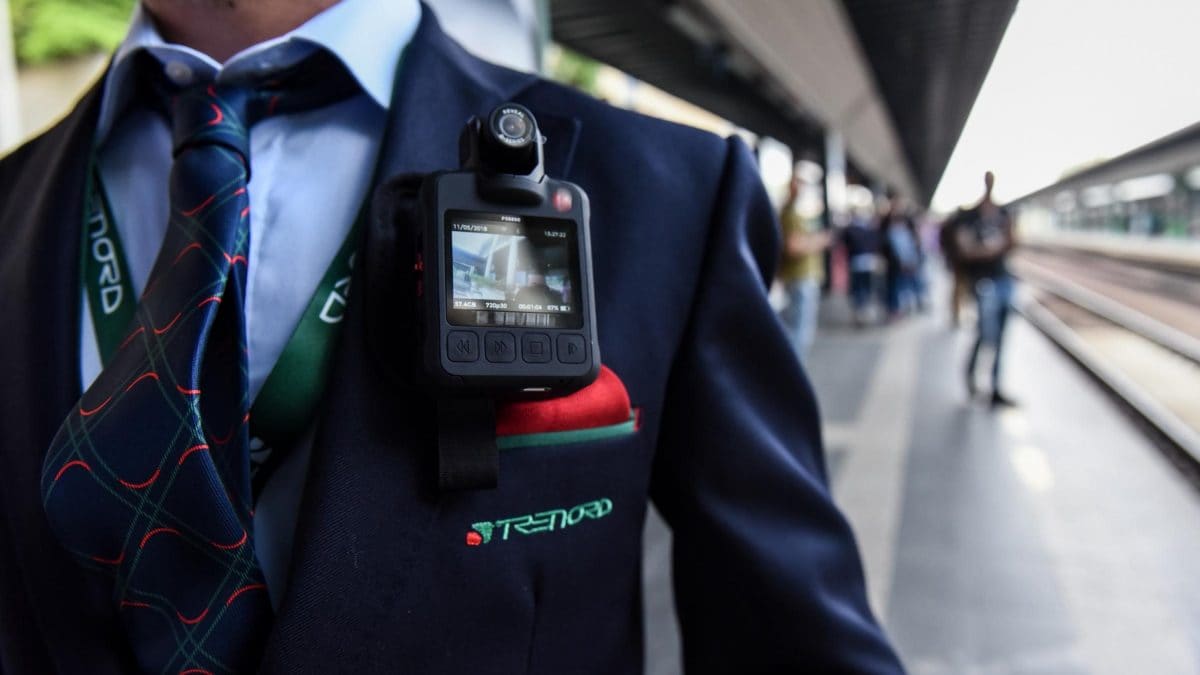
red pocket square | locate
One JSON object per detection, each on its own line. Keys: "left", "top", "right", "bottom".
{"left": 496, "top": 365, "right": 631, "bottom": 436}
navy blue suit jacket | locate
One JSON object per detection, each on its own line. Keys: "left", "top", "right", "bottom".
{"left": 0, "top": 9, "right": 903, "bottom": 674}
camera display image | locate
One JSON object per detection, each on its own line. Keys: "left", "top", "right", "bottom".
{"left": 446, "top": 212, "right": 580, "bottom": 327}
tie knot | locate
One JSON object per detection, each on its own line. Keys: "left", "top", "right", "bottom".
{"left": 138, "top": 49, "right": 361, "bottom": 166}
{"left": 170, "top": 84, "right": 256, "bottom": 163}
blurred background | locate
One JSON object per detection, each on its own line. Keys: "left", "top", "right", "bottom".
{"left": 3, "top": 1, "right": 1200, "bottom": 673}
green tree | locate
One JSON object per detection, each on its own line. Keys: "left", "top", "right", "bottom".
{"left": 550, "top": 47, "right": 600, "bottom": 97}
{"left": 11, "top": 0, "right": 135, "bottom": 65}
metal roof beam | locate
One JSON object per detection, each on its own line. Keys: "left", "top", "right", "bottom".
{"left": 687, "top": 0, "right": 919, "bottom": 200}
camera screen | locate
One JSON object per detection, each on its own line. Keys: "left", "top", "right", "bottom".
{"left": 445, "top": 211, "right": 582, "bottom": 328}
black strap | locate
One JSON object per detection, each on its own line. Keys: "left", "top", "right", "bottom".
{"left": 437, "top": 397, "right": 499, "bottom": 491}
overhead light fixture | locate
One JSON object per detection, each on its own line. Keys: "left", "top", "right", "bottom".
{"left": 664, "top": 4, "right": 718, "bottom": 46}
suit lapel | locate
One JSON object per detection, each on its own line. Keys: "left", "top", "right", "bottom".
{"left": 0, "top": 80, "right": 140, "bottom": 671}
{"left": 0, "top": 80, "right": 100, "bottom": 446}
{"left": 262, "top": 8, "right": 581, "bottom": 668}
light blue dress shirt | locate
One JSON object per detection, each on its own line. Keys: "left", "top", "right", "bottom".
{"left": 82, "top": 0, "right": 422, "bottom": 607}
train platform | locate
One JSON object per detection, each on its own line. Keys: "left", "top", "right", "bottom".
{"left": 643, "top": 273, "right": 1200, "bottom": 675}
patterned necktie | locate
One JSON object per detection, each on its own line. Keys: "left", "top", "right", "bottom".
{"left": 41, "top": 51, "right": 358, "bottom": 674}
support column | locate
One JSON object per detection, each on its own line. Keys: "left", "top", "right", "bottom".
{"left": 0, "top": 0, "right": 20, "bottom": 154}
{"left": 823, "top": 130, "right": 848, "bottom": 292}
{"left": 823, "top": 130, "right": 847, "bottom": 229}
{"left": 534, "top": 0, "right": 550, "bottom": 74}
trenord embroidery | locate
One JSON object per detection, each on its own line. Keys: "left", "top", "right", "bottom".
{"left": 467, "top": 498, "right": 613, "bottom": 546}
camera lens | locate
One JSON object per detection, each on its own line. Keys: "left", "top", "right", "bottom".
{"left": 499, "top": 113, "right": 529, "bottom": 140}
{"left": 489, "top": 105, "right": 535, "bottom": 148}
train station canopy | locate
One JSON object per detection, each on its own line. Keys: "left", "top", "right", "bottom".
{"left": 550, "top": 0, "right": 1017, "bottom": 205}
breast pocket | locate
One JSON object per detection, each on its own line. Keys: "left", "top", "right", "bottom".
{"left": 497, "top": 410, "right": 640, "bottom": 450}
{"left": 490, "top": 412, "right": 651, "bottom": 548}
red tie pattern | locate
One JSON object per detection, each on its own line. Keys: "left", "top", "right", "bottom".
{"left": 40, "top": 52, "right": 358, "bottom": 674}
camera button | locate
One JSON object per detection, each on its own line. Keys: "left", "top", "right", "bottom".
{"left": 557, "top": 334, "right": 587, "bottom": 364}
{"left": 447, "top": 331, "right": 479, "bottom": 362}
{"left": 485, "top": 332, "right": 517, "bottom": 363}
{"left": 522, "top": 333, "right": 552, "bottom": 363}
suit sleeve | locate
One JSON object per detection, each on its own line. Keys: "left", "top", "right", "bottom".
{"left": 650, "top": 137, "right": 905, "bottom": 674}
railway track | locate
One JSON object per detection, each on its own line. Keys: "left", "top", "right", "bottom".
{"left": 1012, "top": 250, "right": 1200, "bottom": 468}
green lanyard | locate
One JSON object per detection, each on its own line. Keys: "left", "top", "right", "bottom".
{"left": 81, "top": 161, "right": 363, "bottom": 446}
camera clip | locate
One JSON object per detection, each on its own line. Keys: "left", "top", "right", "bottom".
{"left": 437, "top": 397, "right": 497, "bottom": 491}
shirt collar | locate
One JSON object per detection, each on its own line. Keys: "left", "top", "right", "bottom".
{"left": 96, "top": 0, "right": 421, "bottom": 143}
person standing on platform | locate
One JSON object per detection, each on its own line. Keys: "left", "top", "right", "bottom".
{"left": 778, "top": 170, "right": 831, "bottom": 363}
{"left": 841, "top": 204, "right": 882, "bottom": 327}
{"left": 879, "top": 192, "right": 922, "bottom": 319}
{"left": 939, "top": 208, "right": 968, "bottom": 328}
{"left": 956, "top": 171, "right": 1017, "bottom": 407}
